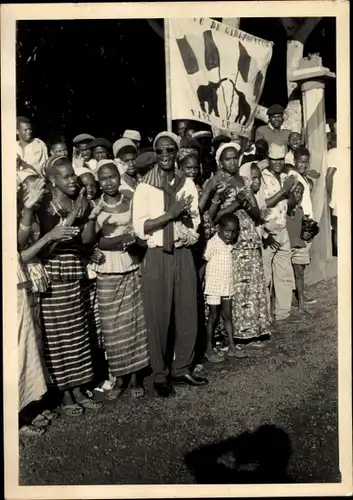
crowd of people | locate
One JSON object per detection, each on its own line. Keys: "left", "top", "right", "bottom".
{"left": 16, "top": 103, "right": 335, "bottom": 436}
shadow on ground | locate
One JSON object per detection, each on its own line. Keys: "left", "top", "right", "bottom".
{"left": 185, "top": 424, "right": 294, "bottom": 484}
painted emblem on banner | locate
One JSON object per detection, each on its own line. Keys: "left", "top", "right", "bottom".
{"left": 169, "top": 18, "right": 273, "bottom": 137}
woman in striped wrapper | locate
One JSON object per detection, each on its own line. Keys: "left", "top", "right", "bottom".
{"left": 36, "top": 156, "right": 103, "bottom": 417}
{"left": 88, "top": 160, "right": 149, "bottom": 399}
{"left": 17, "top": 175, "right": 81, "bottom": 434}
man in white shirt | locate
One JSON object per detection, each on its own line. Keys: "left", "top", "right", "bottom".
{"left": 132, "top": 131, "right": 207, "bottom": 397}
{"left": 72, "top": 133, "right": 97, "bottom": 176}
{"left": 16, "top": 116, "right": 48, "bottom": 177}
{"left": 261, "top": 144, "right": 298, "bottom": 324}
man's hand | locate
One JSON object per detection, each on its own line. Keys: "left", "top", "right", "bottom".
{"left": 168, "top": 192, "right": 193, "bottom": 220}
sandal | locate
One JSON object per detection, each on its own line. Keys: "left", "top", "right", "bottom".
{"left": 76, "top": 397, "right": 103, "bottom": 410}
{"left": 20, "top": 425, "right": 45, "bottom": 436}
{"left": 31, "top": 414, "right": 51, "bottom": 428}
{"left": 41, "top": 409, "right": 59, "bottom": 421}
{"left": 105, "top": 388, "right": 123, "bottom": 401}
{"left": 130, "top": 386, "right": 145, "bottom": 399}
{"left": 61, "top": 404, "right": 84, "bottom": 417}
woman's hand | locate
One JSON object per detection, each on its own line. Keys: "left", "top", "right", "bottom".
{"left": 23, "top": 178, "right": 46, "bottom": 209}
{"left": 47, "top": 225, "right": 80, "bottom": 241}
{"left": 73, "top": 187, "right": 86, "bottom": 215}
{"left": 90, "top": 247, "right": 105, "bottom": 264}
{"left": 263, "top": 234, "right": 281, "bottom": 250}
{"left": 235, "top": 187, "right": 248, "bottom": 204}
{"left": 88, "top": 198, "right": 104, "bottom": 221}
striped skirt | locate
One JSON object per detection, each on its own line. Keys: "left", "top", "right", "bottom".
{"left": 40, "top": 281, "right": 94, "bottom": 391}
{"left": 82, "top": 279, "right": 102, "bottom": 349}
{"left": 18, "top": 287, "right": 47, "bottom": 412}
{"left": 96, "top": 270, "right": 149, "bottom": 377}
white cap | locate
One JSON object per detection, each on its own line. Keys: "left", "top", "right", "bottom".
{"left": 123, "top": 130, "right": 141, "bottom": 142}
{"left": 268, "top": 143, "right": 286, "bottom": 159}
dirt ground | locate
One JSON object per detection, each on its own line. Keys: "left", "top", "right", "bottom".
{"left": 19, "top": 278, "right": 340, "bottom": 485}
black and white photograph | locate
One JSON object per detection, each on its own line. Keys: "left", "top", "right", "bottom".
{"left": 2, "top": 2, "right": 351, "bottom": 498}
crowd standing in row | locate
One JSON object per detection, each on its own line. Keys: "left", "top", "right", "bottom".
{"left": 16, "top": 104, "right": 335, "bottom": 436}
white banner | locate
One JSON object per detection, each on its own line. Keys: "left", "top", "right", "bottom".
{"left": 168, "top": 18, "right": 273, "bottom": 138}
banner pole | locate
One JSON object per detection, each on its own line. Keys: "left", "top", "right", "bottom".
{"left": 164, "top": 18, "right": 172, "bottom": 132}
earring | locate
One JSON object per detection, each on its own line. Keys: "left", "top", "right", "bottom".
{"left": 52, "top": 181, "right": 56, "bottom": 187}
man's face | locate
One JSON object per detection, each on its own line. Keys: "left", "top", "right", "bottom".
{"left": 295, "top": 154, "right": 310, "bottom": 176}
{"left": 17, "top": 122, "right": 33, "bottom": 142}
{"left": 288, "top": 133, "right": 301, "bottom": 151}
{"left": 269, "top": 113, "right": 284, "bottom": 130}
{"left": 77, "top": 143, "right": 92, "bottom": 162}
{"left": 177, "top": 121, "right": 188, "bottom": 138}
{"left": 155, "top": 137, "right": 177, "bottom": 172}
{"left": 269, "top": 157, "right": 285, "bottom": 175}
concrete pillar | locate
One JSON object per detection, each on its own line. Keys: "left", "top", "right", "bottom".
{"left": 291, "top": 57, "right": 336, "bottom": 284}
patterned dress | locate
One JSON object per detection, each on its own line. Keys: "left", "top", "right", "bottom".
{"left": 220, "top": 184, "right": 271, "bottom": 340}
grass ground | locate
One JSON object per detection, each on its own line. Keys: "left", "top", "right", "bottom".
{"left": 19, "top": 278, "right": 339, "bottom": 485}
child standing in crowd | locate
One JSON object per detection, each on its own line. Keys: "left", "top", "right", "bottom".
{"left": 204, "top": 214, "right": 242, "bottom": 361}
{"left": 287, "top": 182, "right": 309, "bottom": 314}
{"left": 285, "top": 132, "right": 302, "bottom": 166}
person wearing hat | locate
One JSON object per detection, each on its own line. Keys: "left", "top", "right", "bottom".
{"left": 88, "top": 138, "right": 112, "bottom": 163}
{"left": 122, "top": 130, "right": 141, "bottom": 153}
{"left": 132, "top": 131, "right": 208, "bottom": 397}
{"left": 261, "top": 143, "right": 299, "bottom": 324}
{"left": 255, "top": 104, "right": 292, "bottom": 149}
{"left": 112, "top": 138, "right": 137, "bottom": 177}
{"left": 72, "top": 133, "right": 97, "bottom": 174}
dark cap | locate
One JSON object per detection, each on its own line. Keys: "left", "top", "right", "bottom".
{"left": 88, "top": 138, "right": 112, "bottom": 149}
{"left": 267, "top": 104, "right": 285, "bottom": 116}
{"left": 135, "top": 151, "right": 157, "bottom": 170}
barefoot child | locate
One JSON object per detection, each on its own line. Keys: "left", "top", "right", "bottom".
{"left": 287, "top": 182, "right": 318, "bottom": 314}
{"left": 204, "top": 213, "right": 242, "bottom": 361}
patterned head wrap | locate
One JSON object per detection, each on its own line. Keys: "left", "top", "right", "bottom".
{"left": 177, "top": 148, "right": 199, "bottom": 164}
{"left": 45, "top": 154, "right": 70, "bottom": 178}
{"left": 153, "top": 131, "right": 180, "bottom": 150}
{"left": 215, "top": 142, "right": 242, "bottom": 167}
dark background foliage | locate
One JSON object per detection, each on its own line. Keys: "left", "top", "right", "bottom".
{"left": 16, "top": 18, "right": 336, "bottom": 147}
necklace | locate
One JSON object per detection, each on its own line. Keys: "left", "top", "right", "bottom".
{"left": 102, "top": 194, "right": 122, "bottom": 208}
{"left": 52, "top": 196, "right": 75, "bottom": 213}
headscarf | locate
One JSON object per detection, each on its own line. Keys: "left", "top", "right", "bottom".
{"left": 44, "top": 154, "right": 69, "bottom": 178}
{"left": 113, "top": 138, "right": 137, "bottom": 159}
{"left": 177, "top": 148, "right": 199, "bottom": 164}
{"left": 153, "top": 131, "right": 180, "bottom": 150}
{"left": 96, "top": 159, "right": 117, "bottom": 175}
{"left": 77, "top": 166, "right": 95, "bottom": 178}
{"left": 215, "top": 142, "right": 242, "bottom": 167}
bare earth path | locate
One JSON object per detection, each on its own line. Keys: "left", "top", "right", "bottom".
{"left": 19, "top": 278, "right": 339, "bottom": 485}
